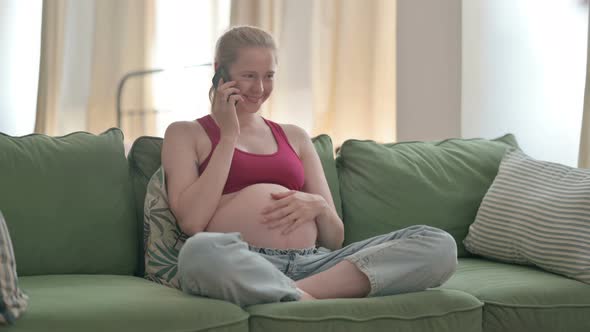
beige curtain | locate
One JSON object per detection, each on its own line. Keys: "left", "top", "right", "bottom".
{"left": 230, "top": 0, "right": 396, "bottom": 147}
{"left": 35, "top": 0, "right": 66, "bottom": 136}
{"left": 580, "top": 4, "right": 590, "bottom": 168}
{"left": 87, "top": 0, "right": 155, "bottom": 142}
{"left": 312, "top": 0, "right": 396, "bottom": 147}
{"left": 230, "top": 0, "right": 283, "bottom": 35}
{"left": 35, "top": 0, "right": 155, "bottom": 142}
{"left": 230, "top": 0, "right": 283, "bottom": 119}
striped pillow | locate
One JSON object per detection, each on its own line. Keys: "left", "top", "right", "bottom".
{"left": 0, "top": 211, "right": 28, "bottom": 324}
{"left": 463, "top": 149, "right": 590, "bottom": 284}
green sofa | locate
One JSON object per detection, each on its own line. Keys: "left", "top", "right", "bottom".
{"left": 1, "top": 128, "right": 589, "bottom": 332}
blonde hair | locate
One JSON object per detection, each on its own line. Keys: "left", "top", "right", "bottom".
{"left": 209, "top": 26, "right": 278, "bottom": 104}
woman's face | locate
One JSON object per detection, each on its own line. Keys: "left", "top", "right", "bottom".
{"left": 227, "top": 47, "right": 276, "bottom": 113}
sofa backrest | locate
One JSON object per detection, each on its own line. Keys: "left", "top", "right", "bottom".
{"left": 0, "top": 129, "right": 138, "bottom": 276}
{"left": 128, "top": 134, "right": 342, "bottom": 276}
{"left": 336, "top": 134, "right": 519, "bottom": 257}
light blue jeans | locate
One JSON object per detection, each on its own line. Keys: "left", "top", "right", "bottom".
{"left": 177, "top": 225, "right": 457, "bottom": 307}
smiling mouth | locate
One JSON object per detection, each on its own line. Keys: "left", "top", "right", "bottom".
{"left": 245, "top": 96, "right": 262, "bottom": 103}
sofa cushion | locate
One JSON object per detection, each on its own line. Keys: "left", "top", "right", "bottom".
{"left": 0, "top": 211, "right": 28, "bottom": 324}
{"left": 247, "top": 289, "right": 483, "bottom": 332}
{"left": 0, "top": 129, "right": 137, "bottom": 276}
{"left": 311, "top": 134, "right": 343, "bottom": 219}
{"left": 129, "top": 134, "right": 343, "bottom": 276}
{"left": 12, "top": 275, "right": 248, "bottom": 332}
{"left": 464, "top": 149, "right": 590, "bottom": 284}
{"left": 441, "top": 258, "right": 590, "bottom": 332}
{"left": 336, "top": 134, "right": 518, "bottom": 256}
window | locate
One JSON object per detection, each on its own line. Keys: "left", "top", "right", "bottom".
{"left": 0, "top": 0, "right": 42, "bottom": 135}
{"left": 151, "top": 0, "right": 231, "bottom": 137}
{"left": 462, "top": 0, "right": 588, "bottom": 166}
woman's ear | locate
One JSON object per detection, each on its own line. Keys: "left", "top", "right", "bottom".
{"left": 214, "top": 62, "right": 219, "bottom": 71}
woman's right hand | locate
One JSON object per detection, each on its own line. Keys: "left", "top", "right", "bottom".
{"left": 212, "top": 78, "right": 244, "bottom": 139}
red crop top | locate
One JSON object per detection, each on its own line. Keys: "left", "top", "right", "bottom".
{"left": 196, "top": 114, "right": 305, "bottom": 194}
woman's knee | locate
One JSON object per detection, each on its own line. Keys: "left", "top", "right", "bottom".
{"left": 177, "top": 232, "right": 245, "bottom": 294}
{"left": 402, "top": 226, "right": 457, "bottom": 282}
{"left": 426, "top": 230, "right": 458, "bottom": 284}
{"left": 179, "top": 232, "right": 236, "bottom": 263}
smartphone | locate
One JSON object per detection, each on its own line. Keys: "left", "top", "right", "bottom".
{"left": 212, "top": 66, "right": 239, "bottom": 105}
{"left": 212, "top": 66, "right": 231, "bottom": 88}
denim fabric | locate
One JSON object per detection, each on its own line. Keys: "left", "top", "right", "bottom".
{"left": 178, "top": 225, "right": 457, "bottom": 307}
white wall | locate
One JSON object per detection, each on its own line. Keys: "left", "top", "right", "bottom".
{"left": 462, "top": 0, "right": 588, "bottom": 166}
{"left": 396, "top": 0, "right": 462, "bottom": 142}
{"left": 0, "top": 0, "right": 42, "bottom": 135}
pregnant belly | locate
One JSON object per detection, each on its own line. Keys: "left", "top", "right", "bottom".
{"left": 205, "top": 183, "right": 318, "bottom": 249}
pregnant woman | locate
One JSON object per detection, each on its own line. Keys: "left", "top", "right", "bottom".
{"left": 161, "top": 25, "right": 457, "bottom": 307}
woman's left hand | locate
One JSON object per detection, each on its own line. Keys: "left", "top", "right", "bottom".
{"left": 261, "top": 190, "right": 327, "bottom": 235}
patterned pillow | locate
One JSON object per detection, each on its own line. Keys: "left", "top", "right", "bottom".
{"left": 0, "top": 211, "right": 28, "bottom": 324}
{"left": 464, "top": 149, "right": 590, "bottom": 284}
{"left": 144, "top": 167, "right": 187, "bottom": 289}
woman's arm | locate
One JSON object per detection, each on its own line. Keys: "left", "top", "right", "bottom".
{"left": 257, "top": 124, "right": 345, "bottom": 249}
{"left": 269, "top": 125, "right": 344, "bottom": 250}
{"left": 296, "top": 127, "right": 345, "bottom": 250}
{"left": 162, "top": 121, "right": 236, "bottom": 236}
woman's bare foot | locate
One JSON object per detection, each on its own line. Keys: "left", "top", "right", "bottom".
{"left": 297, "top": 288, "right": 316, "bottom": 301}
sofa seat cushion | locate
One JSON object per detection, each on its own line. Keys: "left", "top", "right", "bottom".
{"left": 10, "top": 275, "right": 248, "bottom": 332}
{"left": 246, "top": 289, "right": 483, "bottom": 332}
{"left": 440, "top": 258, "right": 590, "bottom": 332}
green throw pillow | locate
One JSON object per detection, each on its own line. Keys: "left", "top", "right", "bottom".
{"left": 0, "top": 211, "right": 28, "bottom": 324}
{"left": 0, "top": 129, "right": 137, "bottom": 276}
{"left": 312, "top": 134, "right": 342, "bottom": 219}
{"left": 464, "top": 149, "right": 590, "bottom": 284}
{"left": 336, "top": 134, "right": 519, "bottom": 257}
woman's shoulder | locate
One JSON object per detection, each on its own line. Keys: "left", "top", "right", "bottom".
{"left": 164, "top": 120, "right": 205, "bottom": 141}
{"left": 274, "top": 123, "right": 310, "bottom": 141}
{"left": 271, "top": 122, "right": 312, "bottom": 156}
{"left": 163, "top": 119, "right": 213, "bottom": 163}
